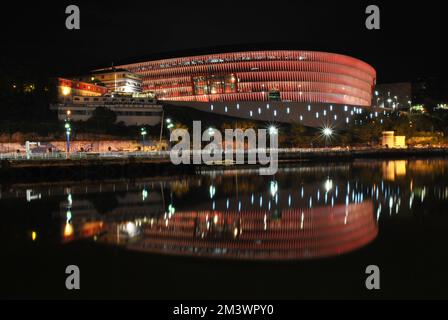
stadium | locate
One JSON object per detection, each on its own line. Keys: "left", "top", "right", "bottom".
{"left": 116, "top": 50, "right": 377, "bottom": 127}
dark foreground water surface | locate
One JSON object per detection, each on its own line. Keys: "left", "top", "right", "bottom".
{"left": 2, "top": 159, "right": 448, "bottom": 299}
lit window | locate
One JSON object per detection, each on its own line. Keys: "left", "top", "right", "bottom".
{"left": 211, "top": 105, "right": 214, "bottom": 111}
{"left": 274, "top": 110, "right": 277, "bottom": 117}
{"left": 308, "top": 105, "right": 311, "bottom": 111}
{"left": 344, "top": 106, "right": 348, "bottom": 112}
{"left": 334, "top": 115, "right": 338, "bottom": 120}
{"left": 300, "top": 115, "right": 303, "bottom": 121}
{"left": 287, "top": 108, "right": 290, "bottom": 114}
{"left": 250, "top": 111, "right": 253, "bottom": 117}
{"left": 225, "top": 107, "right": 228, "bottom": 113}
{"left": 316, "top": 112, "right": 319, "bottom": 119}
{"left": 267, "top": 104, "right": 270, "bottom": 110}
{"left": 346, "top": 117, "right": 350, "bottom": 124}
{"left": 330, "top": 105, "right": 333, "bottom": 111}
{"left": 258, "top": 108, "right": 262, "bottom": 114}
{"left": 323, "top": 110, "right": 327, "bottom": 116}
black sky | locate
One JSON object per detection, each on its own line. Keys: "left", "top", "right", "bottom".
{"left": 1, "top": 0, "right": 447, "bottom": 83}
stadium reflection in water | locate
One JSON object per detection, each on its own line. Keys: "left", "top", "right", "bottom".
{"left": 8, "top": 159, "right": 448, "bottom": 261}
{"left": 58, "top": 163, "right": 382, "bottom": 261}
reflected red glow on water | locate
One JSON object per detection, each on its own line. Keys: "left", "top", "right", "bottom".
{"left": 120, "top": 201, "right": 377, "bottom": 261}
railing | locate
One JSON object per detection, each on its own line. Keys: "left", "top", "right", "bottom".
{"left": 1, "top": 146, "right": 447, "bottom": 162}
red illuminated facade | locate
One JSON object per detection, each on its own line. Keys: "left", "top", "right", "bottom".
{"left": 128, "top": 201, "right": 377, "bottom": 261}
{"left": 118, "top": 51, "right": 376, "bottom": 107}
{"left": 57, "top": 78, "right": 108, "bottom": 97}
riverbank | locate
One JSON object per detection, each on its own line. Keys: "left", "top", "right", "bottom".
{"left": 1, "top": 147, "right": 448, "bottom": 182}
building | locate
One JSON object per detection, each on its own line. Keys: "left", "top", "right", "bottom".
{"left": 374, "top": 82, "right": 413, "bottom": 110}
{"left": 110, "top": 50, "right": 378, "bottom": 127}
{"left": 75, "top": 68, "right": 143, "bottom": 94}
{"left": 57, "top": 78, "right": 108, "bottom": 98}
{"left": 53, "top": 78, "right": 162, "bottom": 126}
{"left": 381, "top": 131, "right": 406, "bottom": 148}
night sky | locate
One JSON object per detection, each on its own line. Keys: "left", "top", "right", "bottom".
{"left": 1, "top": 0, "right": 447, "bottom": 83}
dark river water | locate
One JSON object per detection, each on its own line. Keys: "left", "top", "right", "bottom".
{"left": 2, "top": 159, "right": 448, "bottom": 299}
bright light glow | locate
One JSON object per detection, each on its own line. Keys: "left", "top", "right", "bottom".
{"left": 323, "top": 127, "right": 333, "bottom": 137}
{"left": 142, "top": 189, "right": 148, "bottom": 201}
{"left": 209, "top": 185, "right": 216, "bottom": 199}
{"left": 125, "top": 222, "right": 137, "bottom": 237}
{"left": 269, "top": 126, "right": 278, "bottom": 135}
{"left": 64, "top": 223, "right": 74, "bottom": 238}
{"left": 31, "top": 231, "right": 37, "bottom": 242}
{"left": 324, "top": 179, "right": 334, "bottom": 192}
{"left": 270, "top": 181, "right": 278, "bottom": 197}
{"left": 61, "top": 86, "right": 71, "bottom": 96}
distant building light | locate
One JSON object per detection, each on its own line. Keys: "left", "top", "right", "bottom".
{"left": 410, "top": 105, "right": 426, "bottom": 113}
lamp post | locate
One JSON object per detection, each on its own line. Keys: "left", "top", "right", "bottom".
{"left": 65, "top": 122, "right": 71, "bottom": 158}
{"left": 166, "top": 119, "right": 174, "bottom": 150}
{"left": 268, "top": 126, "right": 278, "bottom": 151}
{"left": 141, "top": 127, "right": 147, "bottom": 151}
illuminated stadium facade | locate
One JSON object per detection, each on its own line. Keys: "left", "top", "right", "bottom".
{"left": 116, "top": 51, "right": 377, "bottom": 127}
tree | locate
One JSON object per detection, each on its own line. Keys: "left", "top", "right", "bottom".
{"left": 88, "top": 107, "right": 117, "bottom": 129}
{"left": 288, "top": 122, "right": 309, "bottom": 147}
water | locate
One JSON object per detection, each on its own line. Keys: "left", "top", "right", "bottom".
{"left": 2, "top": 159, "right": 448, "bottom": 299}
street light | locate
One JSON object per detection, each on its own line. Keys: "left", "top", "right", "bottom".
{"left": 208, "top": 127, "right": 216, "bottom": 136}
{"left": 323, "top": 127, "right": 333, "bottom": 137}
{"left": 65, "top": 122, "right": 71, "bottom": 157}
{"left": 322, "top": 127, "right": 334, "bottom": 148}
{"left": 140, "top": 127, "right": 147, "bottom": 151}
{"left": 269, "top": 126, "right": 278, "bottom": 136}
